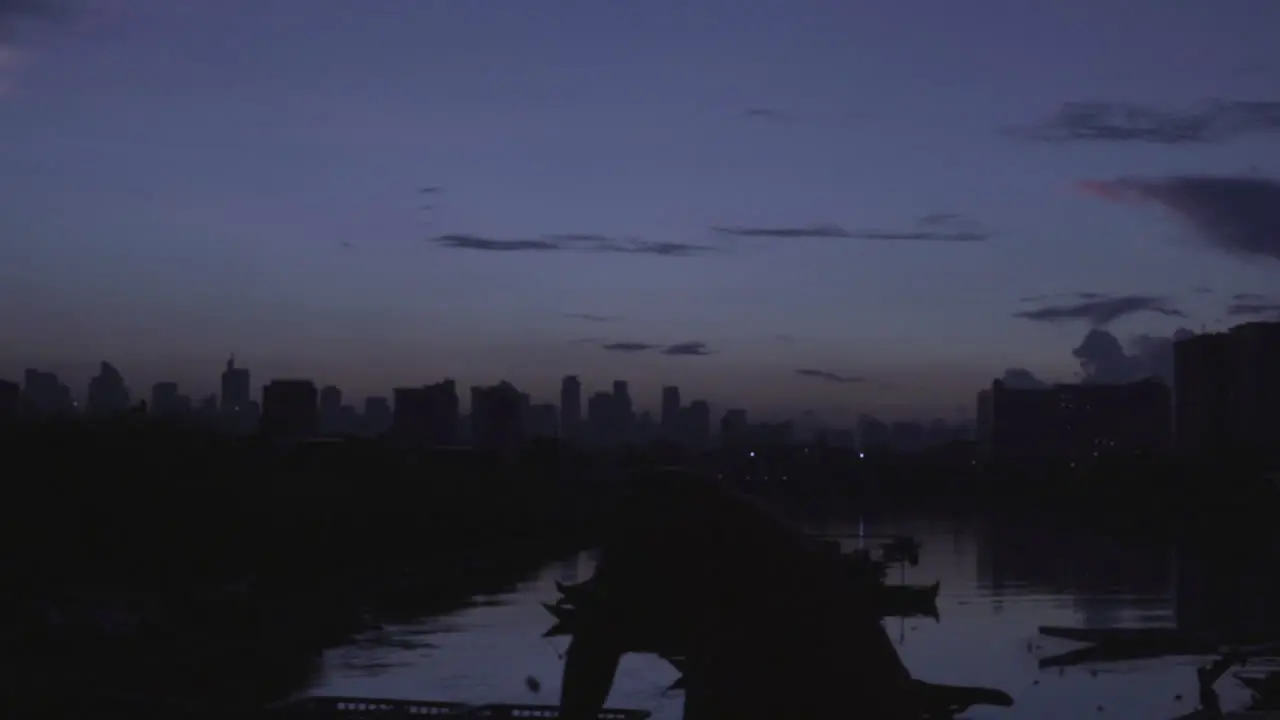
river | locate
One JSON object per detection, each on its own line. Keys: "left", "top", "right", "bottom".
{"left": 307, "top": 513, "right": 1260, "bottom": 719}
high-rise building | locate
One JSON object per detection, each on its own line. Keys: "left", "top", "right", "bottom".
{"left": 471, "top": 382, "right": 523, "bottom": 452}
{"left": 560, "top": 375, "right": 581, "bottom": 440}
{"left": 220, "top": 355, "right": 251, "bottom": 412}
{"left": 22, "top": 369, "right": 73, "bottom": 416}
{"left": 612, "top": 380, "right": 633, "bottom": 443}
{"left": 989, "top": 378, "right": 1171, "bottom": 459}
{"left": 1174, "top": 321, "right": 1280, "bottom": 458}
{"left": 1173, "top": 332, "right": 1231, "bottom": 456}
{"left": 150, "top": 382, "right": 183, "bottom": 416}
{"left": 364, "top": 396, "right": 392, "bottom": 436}
{"left": 721, "top": 409, "right": 748, "bottom": 446}
{"left": 661, "top": 385, "right": 681, "bottom": 438}
{"left": 261, "top": 380, "right": 318, "bottom": 439}
{"left": 1227, "top": 321, "right": 1280, "bottom": 456}
{"left": 319, "top": 385, "right": 342, "bottom": 434}
{"left": 392, "top": 380, "right": 459, "bottom": 445}
{"left": 684, "top": 400, "right": 712, "bottom": 450}
{"left": 587, "top": 391, "right": 616, "bottom": 448}
{"left": 0, "top": 379, "right": 18, "bottom": 420}
{"left": 86, "top": 361, "right": 130, "bottom": 417}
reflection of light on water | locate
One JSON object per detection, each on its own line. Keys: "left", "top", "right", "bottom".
{"left": 312, "top": 521, "right": 1265, "bottom": 719}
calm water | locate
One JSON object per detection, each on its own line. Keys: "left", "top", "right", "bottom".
{"left": 308, "top": 515, "right": 1260, "bottom": 719}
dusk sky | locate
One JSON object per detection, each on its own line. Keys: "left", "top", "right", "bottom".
{"left": 2, "top": 0, "right": 1279, "bottom": 421}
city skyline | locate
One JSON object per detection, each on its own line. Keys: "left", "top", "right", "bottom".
{"left": 3, "top": 1, "right": 1280, "bottom": 418}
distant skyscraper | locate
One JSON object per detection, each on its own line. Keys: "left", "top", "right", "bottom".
{"left": 1173, "top": 332, "right": 1231, "bottom": 456}
{"left": 685, "top": 400, "right": 711, "bottom": 450}
{"left": 220, "top": 355, "right": 251, "bottom": 413}
{"left": 23, "top": 368, "right": 73, "bottom": 416}
{"left": 151, "top": 381, "right": 182, "bottom": 416}
{"left": 0, "top": 378, "right": 18, "bottom": 420}
{"left": 364, "top": 396, "right": 392, "bottom": 436}
{"left": 661, "top": 385, "right": 681, "bottom": 437}
{"left": 587, "top": 391, "right": 616, "bottom": 448}
{"left": 1226, "top": 321, "right": 1280, "bottom": 455}
{"left": 560, "top": 375, "right": 581, "bottom": 439}
{"left": 86, "top": 361, "right": 130, "bottom": 417}
{"left": 612, "top": 380, "right": 633, "bottom": 443}
{"left": 471, "top": 382, "right": 523, "bottom": 452}
{"left": 261, "top": 380, "right": 318, "bottom": 439}
{"left": 721, "top": 408, "right": 748, "bottom": 447}
{"left": 319, "top": 385, "right": 342, "bottom": 435}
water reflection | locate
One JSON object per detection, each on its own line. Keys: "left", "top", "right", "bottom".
{"left": 310, "top": 514, "right": 1257, "bottom": 719}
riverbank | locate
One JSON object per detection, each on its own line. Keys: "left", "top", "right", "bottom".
{"left": 0, "top": 421, "right": 615, "bottom": 709}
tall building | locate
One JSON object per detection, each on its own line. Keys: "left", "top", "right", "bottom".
{"left": 586, "top": 391, "right": 617, "bottom": 448}
{"left": 470, "top": 382, "right": 523, "bottom": 452}
{"left": 683, "top": 400, "right": 712, "bottom": 450}
{"left": 1173, "top": 332, "right": 1231, "bottom": 456}
{"left": 392, "top": 386, "right": 431, "bottom": 442}
{"left": 150, "top": 382, "right": 184, "bottom": 417}
{"left": 261, "top": 380, "right": 318, "bottom": 439}
{"left": 989, "top": 378, "right": 1171, "bottom": 459}
{"left": 0, "top": 379, "right": 18, "bottom": 420}
{"left": 612, "top": 381, "right": 633, "bottom": 444}
{"left": 220, "top": 355, "right": 251, "bottom": 412}
{"left": 86, "top": 361, "right": 130, "bottom": 417}
{"left": 22, "top": 369, "right": 73, "bottom": 416}
{"left": 560, "top": 375, "right": 581, "bottom": 440}
{"left": 858, "top": 415, "right": 891, "bottom": 454}
{"left": 1174, "top": 321, "right": 1280, "bottom": 458}
{"left": 392, "top": 380, "right": 459, "bottom": 445}
{"left": 721, "top": 409, "right": 748, "bottom": 447}
{"left": 661, "top": 385, "right": 681, "bottom": 438}
{"left": 319, "top": 385, "right": 342, "bottom": 434}
{"left": 1227, "top": 321, "right": 1280, "bottom": 456}
{"left": 364, "top": 396, "right": 392, "bottom": 436}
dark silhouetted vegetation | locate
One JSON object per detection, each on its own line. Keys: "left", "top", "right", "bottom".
{"left": 0, "top": 418, "right": 614, "bottom": 709}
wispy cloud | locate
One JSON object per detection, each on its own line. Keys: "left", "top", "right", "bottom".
{"left": 598, "top": 340, "right": 716, "bottom": 356}
{"left": 1078, "top": 175, "right": 1280, "bottom": 263}
{"left": 563, "top": 313, "right": 618, "bottom": 323}
{"left": 429, "top": 233, "right": 716, "bottom": 257}
{"left": 1233, "top": 292, "right": 1268, "bottom": 302}
{"left": 600, "top": 342, "right": 655, "bottom": 353}
{"left": 712, "top": 213, "right": 993, "bottom": 242}
{"left": 1013, "top": 293, "right": 1186, "bottom": 327}
{"left": 1018, "top": 291, "right": 1107, "bottom": 303}
{"left": 433, "top": 235, "right": 561, "bottom": 252}
{"left": 662, "top": 342, "right": 713, "bottom": 357}
{"left": 1226, "top": 299, "right": 1280, "bottom": 319}
{"left": 744, "top": 107, "right": 793, "bottom": 123}
{"left": 794, "top": 369, "right": 866, "bottom": 384}
{"left": 1007, "top": 100, "right": 1280, "bottom": 144}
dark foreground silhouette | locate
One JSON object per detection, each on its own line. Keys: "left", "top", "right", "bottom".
{"left": 0, "top": 420, "right": 609, "bottom": 710}
{"left": 550, "top": 469, "right": 1014, "bottom": 720}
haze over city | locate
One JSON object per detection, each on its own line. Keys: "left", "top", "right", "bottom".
{"left": 2, "top": 0, "right": 1280, "bottom": 421}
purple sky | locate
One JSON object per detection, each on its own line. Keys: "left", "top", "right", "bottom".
{"left": 1, "top": 0, "right": 1278, "bottom": 420}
